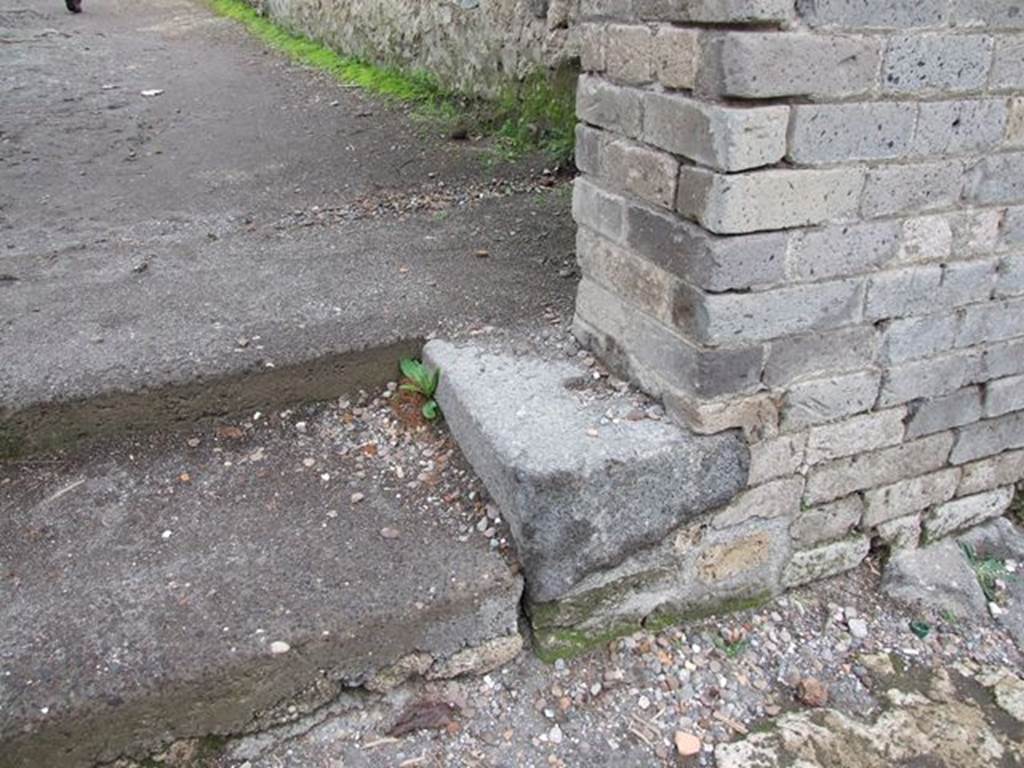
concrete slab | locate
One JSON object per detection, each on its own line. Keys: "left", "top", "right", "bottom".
{"left": 0, "top": 0, "right": 576, "bottom": 448}
{"left": 423, "top": 340, "right": 749, "bottom": 604}
{"left": 0, "top": 401, "right": 522, "bottom": 767}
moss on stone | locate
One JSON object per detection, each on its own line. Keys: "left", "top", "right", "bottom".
{"left": 528, "top": 568, "right": 673, "bottom": 630}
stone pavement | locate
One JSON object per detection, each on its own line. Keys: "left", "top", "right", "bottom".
{"left": 0, "top": 0, "right": 575, "bottom": 451}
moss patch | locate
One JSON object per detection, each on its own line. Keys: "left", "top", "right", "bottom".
{"left": 207, "top": 0, "right": 576, "bottom": 163}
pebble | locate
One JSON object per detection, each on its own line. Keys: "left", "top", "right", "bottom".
{"left": 351, "top": 492, "right": 365, "bottom": 503}
{"left": 380, "top": 527, "right": 400, "bottom": 539}
{"left": 674, "top": 731, "right": 701, "bottom": 757}
{"left": 796, "top": 677, "right": 828, "bottom": 708}
{"left": 549, "top": 724, "right": 563, "bottom": 744}
{"left": 269, "top": 641, "right": 290, "bottom": 655}
{"left": 847, "top": 618, "right": 869, "bottom": 639}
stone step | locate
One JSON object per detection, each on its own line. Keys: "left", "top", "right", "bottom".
{"left": 423, "top": 340, "right": 750, "bottom": 658}
{"left": 0, "top": 399, "right": 522, "bottom": 768}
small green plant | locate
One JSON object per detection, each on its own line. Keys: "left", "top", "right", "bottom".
{"left": 961, "top": 542, "right": 1009, "bottom": 602}
{"left": 713, "top": 627, "right": 749, "bottom": 659}
{"left": 399, "top": 358, "right": 441, "bottom": 421}
{"left": 939, "top": 608, "right": 960, "bottom": 626}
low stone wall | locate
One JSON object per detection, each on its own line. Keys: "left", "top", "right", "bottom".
{"left": 571, "top": 0, "right": 1024, "bottom": 627}
{"left": 248, "top": 0, "right": 581, "bottom": 95}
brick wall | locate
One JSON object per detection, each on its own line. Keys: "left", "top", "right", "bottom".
{"left": 573, "top": 0, "right": 1024, "bottom": 585}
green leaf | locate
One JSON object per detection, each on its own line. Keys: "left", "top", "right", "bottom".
{"left": 399, "top": 357, "right": 420, "bottom": 380}
{"left": 422, "top": 399, "right": 440, "bottom": 421}
{"left": 399, "top": 382, "right": 420, "bottom": 395}
{"left": 427, "top": 367, "right": 441, "bottom": 398}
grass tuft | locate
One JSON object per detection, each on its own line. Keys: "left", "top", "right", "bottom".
{"left": 208, "top": 0, "right": 576, "bottom": 163}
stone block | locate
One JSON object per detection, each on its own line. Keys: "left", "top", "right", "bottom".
{"left": 805, "top": 433, "right": 954, "bottom": 504}
{"left": 956, "top": 297, "right": 1024, "bottom": 347}
{"left": 881, "top": 313, "right": 959, "bottom": 365}
{"left": 643, "top": 92, "right": 788, "bottom": 172}
{"left": 797, "top": 0, "right": 950, "bottom": 28}
{"left": 875, "top": 515, "right": 922, "bottom": 551}
{"left": 865, "top": 262, "right": 995, "bottom": 321}
{"left": 712, "top": 476, "right": 804, "bottom": 530}
{"left": 787, "top": 102, "right": 917, "bottom": 164}
{"left": 675, "top": 279, "right": 865, "bottom": 345}
{"left": 957, "top": 449, "right": 1024, "bottom": 496}
{"left": 966, "top": 152, "right": 1024, "bottom": 205}
{"left": 602, "top": 138, "right": 679, "bottom": 209}
{"left": 764, "top": 326, "right": 879, "bottom": 387}
{"left": 951, "top": 411, "right": 1024, "bottom": 464}
{"left": 997, "top": 254, "right": 1024, "bottom": 298}
{"left": 579, "top": 23, "right": 606, "bottom": 71}
{"left": 806, "top": 408, "right": 907, "bottom": 465}
{"left": 949, "top": 209, "right": 1002, "bottom": 255}
{"left": 704, "top": 32, "right": 881, "bottom": 99}
{"left": 605, "top": 24, "right": 654, "bottom": 84}
{"left": 785, "top": 221, "right": 900, "bottom": 282}
{"left": 950, "top": 0, "right": 1024, "bottom": 28}
{"left": 572, "top": 177, "right": 625, "bottom": 243}
{"left": 861, "top": 161, "right": 965, "bottom": 218}
{"left": 992, "top": 35, "right": 1024, "bottom": 89}
{"left": 574, "top": 124, "right": 607, "bottom": 176}
{"left": 984, "top": 338, "right": 1024, "bottom": 380}
{"left": 574, "top": 278, "right": 766, "bottom": 399}
{"left": 782, "top": 537, "right": 871, "bottom": 588}
{"left": 576, "top": 75, "right": 642, "bottom": 138}
{"left": 1008, "top": 98, "right": 1024, "bottom": 147}
{"left": 913, "top": 99, "right": 1008, "bottom": 155}
{"left": 879, "top": 351, "right": 983, "bottom": 407}
{"left": 653, "top": 25, "right": 700, "bottom": 89}
{"left": 677, "top": 166, "right": 865, "bottom": 235}
{"left": 882, "top": 33, "right": 993, "bottom": 94}
{"left": 925, "top": 487, "right": 1015, "bottom": 541}
{"left": 790, "top": 496, "right": 864, "bottom": 549}
{"left": 863, "top": 468, "right": 961, "bottom": 527}
{"left": 625, "top": 202, "right": 789, "bottom": 291}
{"left": 423, "top": 340, "right": 750, "bottom": 603}
{"left": 987, "top": 374, "right": 1024, "bottom": 417}
{"left": 782, "top": 370, "right": 882, "bottom": 431}
{"left": 635, "top": 0, "right": 795, "bottom": 22}
{"left": 905, "top": 386, "right": 984, "bottom": 438}
{"left": 882, "top": 539, "right": 988, "bottom": 618}
{"left": 665, "top": 390, "right": 781, "bottom": 437}
{"left": 749, "top": 433, "right": 807, "bottom": 485}
{"left": 896, "top": 216, "right": 953, "bottom": 265}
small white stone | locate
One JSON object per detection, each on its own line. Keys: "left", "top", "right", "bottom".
{"left": 990, "top": 602, "right": 1006, "bottom": 618}
{"left": 269, "top": 641, "right": 290, "bottom": 655}
{"left": 302, "top": 458, "right": 316, "bottom": 468}
{"left": 351, "top": 492, "right": 365, "bottom": 503}
{"left": 847, "top": 618, "right": 869, "bottom": 639}
{"left": 638, "top": 694, "right": 651, "bottom": 710}
{"left": 295, "top": 421, "right": 307, "bottom": 433}
{"left": 549, "top": 724, "right": 563, "bottom": 744}
{"left": 161, "top": 530, "right": 172, "bottom": 540}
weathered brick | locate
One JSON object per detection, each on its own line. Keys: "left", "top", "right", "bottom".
{"left": 749, "top": 433, "right": 807, "bottom": 485}
{"left": 966, "top": 152, "right": 1024, "bottom": 205}
{"left": 805, "top": 432, "right": 954, "bottom": 504}
{"left": 1005, "top": 207, "right": 1024, "bottom": 247}
{"left": 704, "top": 32, "right": 881, "bottom": 99}
{"left": 787, "top": 102, "right": 917, "bottom": 164}
{"left": 572, "top": 177, "right": 626, "bottom": 242}
{"left": 925, "top": 487, "right": 1014, "bottom": 541}
{"left": 782, "top": 536, "right": 870, "bottom": 587}
{"left": 806, "top": 408, "right": 906, "bottom": 465}
{"left": 865, "top": 261, "right": 995, "bottom": 321}
{"left": 797, "top": 0, "right": 950, "bottom": 28}
{"left": 786, "top": 221, "right": 899, "bottom": 282}
{"left": 956, "top": 297, "right": 1024, "bottom": 347}
{"left": 997, "top": 253, "right": 1024, "bottom": 297}
{"left": 576, "top": 227, "right": 676, "bottom": 325}
{"left": 991, "top": 34, "right": 1024, "bottom": 89}
{"left": 913, "top": 99, "right": 1008, "bottom": 155}
{"left": 576, "top": 75, "right": 642, "bottom": 138}
{"left": 665, "top": 390, "right": 781, "bottom": 437}
{"left": 882, "top": 314, "right": 959, "bottom": 365}
{"left": 879, "top": 350, "right": 983, "bottom": 407}
{"left": 905, "top": 386, "right": 984, "bottom": 439}
{"left": 579, "top": 23, "right": 606, "bottom": 72}
{"left": 712, "top": 477, "right": 804, "bottom": 529}
{"left": 765, "top": 326, "right": 879, "bottom": 387}
{"left": 897, "top": 216, "right": 953, "bottom": 264}
{"left": 574, "top": 278, "right": 766, "bottom": 399}
{"left": 653, "top": 26, "right": 700, "bottom": 89}
{"left": 579, "top": 0, "right": 633, "bottom": 18}
{"left": 861, "top": 161, "right": 965, "bottom": 218}
{"left": 605, "top": 24, "right": 654, "bottom": 84}
{"left": 602, "top": 138, "right": 679, "bottom": 209}
{"left": 674, "top": 279, "right": 865, "bottom": 345}
{"left": 984, "top": 338, "right": 1024, "bottom": 380}
{"left": 951, "top": 411, "right": 1024, "bottom": 464}
{"left": 863, "top": 468, "right": 960, "bottom": 527}
{"left": 790, "top": 496, "right": 864, "bottom": 549}
{"left": 949, "top": 209, "right": 1002, "bottom": 256}
{"left": 950, "top": 0, "right": 1024, "bottom": 29}
{"left": 643, "top": 93, "right": 788, "bottom": 172}
{"left": 987, "top": 374, "right": 1024, "bottom": 417}
{"left": 623, "top": 202, "right": 788, "bottom": 292}
{"left": 634, "top": 0, "right": 794, "bottom": 23}
{"left": 574, "top": 124, "right": 607, "bottom": 176}
{"left": 876, "top": 515, "right": 922, "bottom": 550}
{"left": 1008, "top": 98, "right": 1024, "bottom": 147}
{"left": 677, "top": 166, "right": 864, "bottom": 234}
{"left": 882, "top": 33, "right": 993, "bottom": 94}
{"left": 782, "top": 370, "right": 881, "bottom": 431}
{"left": 957, "top": 449, "right": 1024, "bottom": 496}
